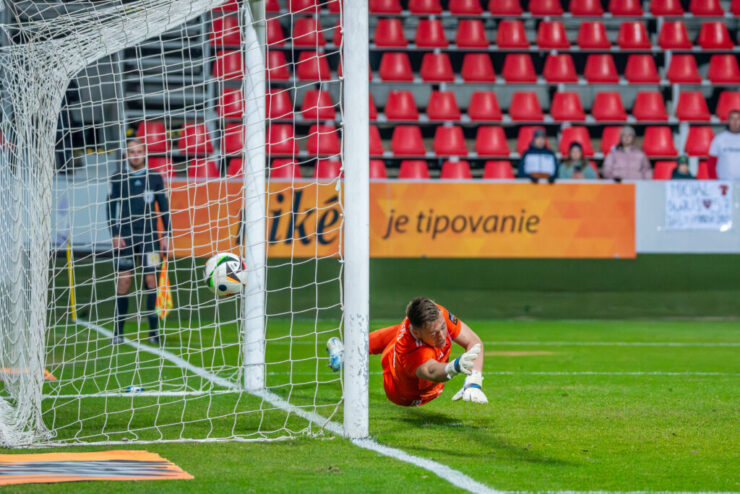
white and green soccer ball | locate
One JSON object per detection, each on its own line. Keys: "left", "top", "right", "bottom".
{"left": 204, "top": 253, "right": 248, "bottom": 297}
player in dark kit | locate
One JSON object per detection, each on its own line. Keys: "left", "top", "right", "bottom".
{"left": 107, "top": 138, "right": 171, "bottom": 345}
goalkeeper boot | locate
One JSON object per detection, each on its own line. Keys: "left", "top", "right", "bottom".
{"left": 148, "top": 330, "right": 161, "bottom": 345}
{"left": 112, "top": 335, "right": 124, "bottom": 345}
{"left": 326, "top": 337, "right": 344, "bottom": 372}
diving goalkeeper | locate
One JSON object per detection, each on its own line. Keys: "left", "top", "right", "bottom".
{"left": 327, "top": 297, "right": 487, "bottom": 406}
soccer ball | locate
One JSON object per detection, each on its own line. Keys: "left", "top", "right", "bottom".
{"left": 204, "top": 253, "right": 247, "bottom": 296}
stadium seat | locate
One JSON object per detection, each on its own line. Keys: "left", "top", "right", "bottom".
{"left": 327, "top": 0, "right": 342, "bottom": 13}
{"left": 369, "top": 94, "right": 378, "bottom": 121}
{"left": 434, "top": 126, "right": 468, "bottom": 156}
{"left": 529, "top": 0, "right": 563, "bottom": 16}
{"left": 179, "top": 122, "right": 213, "bottom": 155}
{"left": 537, "top": 21, "right": 569, "bottom": 50}
{"left": 632, "top": 92, "right": 668, "bottom": 121}
{"left": 509, "top": 92, "right": 543, "bottom": 121}
{"left": 625, "top": 54, "right": 660, "bottom": 84}
{"left": 211, "top": 15, "right": 241, "bottom": 47}
{"left": 307, "top": 124, "right": 341, "bottom": 155}
{"left": 391, "top": 126, "right": 426, "bottom": 156}
{"left": 214, "top": 50, "right": 243, "bottom": 80}
{"left": 293, "top": 18, "right": 326, "bottom": 47}
{"left": 658, "top": 21, "right": 692, "bottom": 50}
{"left": 592, "top": 92, "right": 627, "bottom": 121}
{"left": 559, "top": 127, "right": 594, "bottom": 157}
{"left": 497, "top": 20, "right": 529, "bottom": 49}
{"left": 370, "top": 125, "right": 384, "bottom": 155}
{"left": 215, "top": 0, "right": 239, "bottom": 12}
{"left": 379, "top": 52, "right": 414, "bottom": 81}
{"left": 267, "top": 89, "right": 293, "bottom": 120}
{"left": 369, "top": 159, "right": 387, "bottom": 179}
{"left": 517, "top": 126, "right": 546, "bottom": 155}
{"left": 456, "top": 20, "right": 489, "bottom": 48}
{"left": 187, "top": 159, "right": 220, "bottom": 179}
{"left": 608, "top": 0, "right": 642, "bottom": 16}
{"left": 370, "top": 0, "right": 402, "bottom": 13}
{"left": 409, "top": 0, "right": 443, "bottom": 14}
{"left": 420, "top": 53, "right": 454, "bottom": 82}
{"left": 569, "top": 0, "right": 604, "bottom": 16}
{"left": 314, "top": 159, "right": 342, "bottom": 179}
{"left": 708, "top": 55, "right": 740, "bottom": 84}
{"left": 223, "top": 123, "right": 244, "bottom": 154}
{"left": 468, "top": 91, "right": 502, "bottom": 121}
{"left": 265, "top": 0, "right": 280, "bottom": 12}
{"left": 449, "top": 0, "right": 483, "bottom": 14}
{"left": 385, "top": 90, "right": 419, "bottom": 121}
{"left": 666, "top": 54, "right": 702, "bottom": 84}
{"left": 148, "top": 156, "right": 175, "bottom": 178}
{"left": 136, "top": 120, "right": 169, "bottom": 153}
{"left": 301, "top": 89, "right": 335, "bottom": 120}
{"left": 475, "top": 127, "right": 510, "bottom": 156}
{"left": 296, "top": 51, "right": 331, "bottom": 81}
{"left": 551, "top": 92, "right": 585, "bottom": 122}
{"left": 219, "top": 87, "right": 244, "bottom": 119}
{"left": 696, "top": 160, "right": 710, "bottom": 179}
{"left": 716, "top": 91, "right": 740, "bottom": 121}
{"left": 415, "top": 19, "right": 448, "bottom": 48}
{"left": 483, "top": 161, "right": 515, "bottom": 179}
{"left": 502, "top": 54, "right": 537, "bottom": 83}
{"left": 584, "top": 54, "right": 619, "bottom": 83}
{"left": 601, "top": 126, "right": 622, "bottom": 153}
{"left": 266, "top": 51, "right": 291, "bottom": 81}
{"left": 642, "top": 127, "right": 677, "bottom": 157}
{"left": 266, "top": 18, "right": 287, "bottom": 46}
{"left": 651, "top": 0, "right": 683, "bottom": 15}
{"left": 267, "top": 124, "right": 299, "bottom": 155}
{"left": 675, "top": 92, "right": 711, "bottom": 122}
{"left": 289, "top": 0, "right": 317, "bottom": 13}
{"left": 685, "top": 126, "right": 714, "bottom": 156}
{"left": 698, "top": 22, "right": 734, "bottom": 50}
{"left": 652, "top": 161, "right": 676, "bottom": 180}
{"left": 489, "top": 0, "right": 522, "bottom": 16}
{"left": 461, "top": 53, "right": 495, "bottom": 82}
{"left": 440, "top": 160, "right": 473, "bottom": 179}
{"left": 577, "top": 21, "right": 610, "bottom": 50}
{"left": 733, "top": 0, "right": 740, "bottom": 15}
{"left": 270, "top": 159, "right": 302, "bottom": 179}
{"left": 617, "top": 21, "right": 651, "bottom": 50}
{"left": 398, "top": 160, "right": 430, "bottom": 179}
{"left": 690, "top": 0, "right": 724, "bottom": 16}
{"left": 427, "top": 91, "right": 461, "bottom": 121}
{"left": 333, "top": 23, "right": 342, "bottom": 47}
{"left": 374, "top": 18, "right": 408, "bottom": 47}
{"left": 543, "top": 54, "right": 578, "bottom": 83}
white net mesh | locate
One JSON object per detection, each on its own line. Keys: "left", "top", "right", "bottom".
{"left": 0, "top": 0, "right": 345, "bottom": 446}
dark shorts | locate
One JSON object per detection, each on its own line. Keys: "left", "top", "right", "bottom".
{"left": 114, "top": 233, "right": 161, "bottom": 273}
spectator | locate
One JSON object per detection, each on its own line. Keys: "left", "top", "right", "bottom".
{"left": 671, "top": 156, "right": 695, "bottom": 180}
{"left": 707, "top": 109, "right": 740, "bottom": 180}
{"left": 518, "top": 129, "right": 559, "bottom": 183}
{"left": 602, "top": 126, "right": 651, "bottom": 180}
{"left": 559, "top": 142, "right": 598, "bottom": 179}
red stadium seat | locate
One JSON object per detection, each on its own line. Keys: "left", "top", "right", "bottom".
{"left": 537, "top": 21, "right": 569, "bottom": 50}
{"left": 592, "top": 92, "right": 627, "bottom": 121}
{"left": 716, "top": 91, "right": 740, "bottom": 121}
{"left": 370, "top": 0, "right": 401, "bottom": 13}
{"left": 267, "top": 124, "right": 299, "bottom": 155}
{"left": 456, "top": 20, "right": 489, "bottom": 48}
{"left": 148, "top": 156, "right": 175, "bottom": 178}
{"left": 215, "top": 0, "right": 239, "bottom": 12}
{"left": 609, "top": 0, "right": 642, "bottom": 16}
{"left": 219, "top": 87, "right": 244, "bottom": 119}
{"left": 617, "top": 21, "right": 651, "bottom": 50}
{"left": 369, "top": 160, "right": 387, "bottom": 179}
{"left": 543, "top": 54, "right": 578, "bottom": 83}
{"left": 374, "top": 18, "right": 408, "bottom": 48}
{"left": 307, "top": 124, "right": 341, "bottom": 156}
{"left": 489, "top": 0, "right": 522, "bottom": 15}
{"left": 708, "top": 55, "right": 740, "bottom": 84}
{"left": 483, "top": 161, "right": 515, "bottom": 179}
{"left": 675, "top": 92, "right": 711, "bottom": 121}
{"left": 331, "top": 20, "right": 343, "bottom": 47}
{"left": 370, "top": 126, "right": 384, "bottom": 155}
{"left": 369, "top": 94, "right": 378, "bottom": 121}
{"left": 179, "top": 122, "right": 213, "bottom": 155}
{"left": 440, "top": 160, "right": 472, "bottom": 179}
{"left": 415, "top": 19, "right": 448, "bottom": 48}
{"left": 136, "top": 120, "right": 168, "bottom": 153}
{"left": 223, "top": 123, "right": 244, "bottom": 155}
{"left": 685, "top": 126, "right": 714, "bottom": 157}
{"left": 188, "top": 159, "right": 220, "bottom": 179}
{"left": 420, "top": 53, "right": 454, "bottom": 82}
{"left": 559, "top": 127, "right": 594, "bottom": 157}
{"left": 266, "top": 88, "right": 293, "bottom": 120}
{"left": 577, "top": 21, "right": 610, "bottom": 50}
{"left": 509, "top": 92, "right": 543, "bottom": 121}
{"left": 398, "top": 160, "right": 430, "bottom": 179}
{"left": 601, "top": 126, "right": 622, "bottom": 154}
{"left": 266, "top": 51, "right": 291, "bottom": 81}
{"left": 266, "top": 18, "right": 287, "bottom": 46}
{"left": 314, "top": 159, "right": 342, "bottom": 179}
{"left": 270, "top": 159, "right": 302, "bottom": 179}
{"left": 391, "top": 126, "right": 426, "bottom": 156}
{"left": 690, "top": 0, "right": 724, "bottom": 16}
{"left": 385, "top": 90, "right": 419, "bottom": 121}
{"left": 461, "top": 54, "right": 495, "bottom": 82}
{"left": 642, "top": 127, "right": 677, "bottom": 157}
{"left": 666, "top": 54, "right": 702, "bottom": 84}
{"left": 497, "top": 20, "right": 529, "bottom": 49}
{"left": 434, "top": 126, "right": 468, "bottom": 156}
{"left": 296, "top": 51, "right": 331, "bottom": 81}
{"left": 632, "top": 92, "right": 668, "bottom": 121}
{"left": 214, "top": 50, "right": 243, "bottom": 80}
{"left": 502, "top": 54, "right": 537, "bottom": 83}
{"left": 327, "top": 0, "right": 342, "bottom": 13}
{"left": 293, "top": 18, "right": 326, "bottom": 47}
{"left": 529, "top": 0, "right": 563, "bottom": 16}
{"left": 211, "top": 16, "right": 241, "bottom": 47}
{"left": 551, "top": 92, "right": 585, "bottom": 122}
{"left": 651, "top": 0, "right": 683, "bottom": 15}
{"left": 449, "top": 0, "right": 483, "bottom": 14}
{"left": 265, "top": 0, "right": 280, "bottom": 12}
{"left": 569, "top": 0, "right": 604, "bottom": 15}
{"left": 652, "top": 161, "right": 676, "bottom": 180}
{"left": 696, "top": 160, "right": 710, "bottom": 179}
{"left": 698, "top": 22, "right": 734, "bottom": 50}
{"left": 409, "top": 0, "right": 442, "bottom": 14}
{"left": 289, "top": 0, "right": 317, "bottom": 13}
{"left": 517, "top": 126, "right": 546, "bottom": 155}
{"left": 584, "top": 54, "right": 619, "bottom": 83}
{"left": 427, "top": 91, "right": 461, "bottom": 121}
{"left": 379, "top": 52, "right": 414, "bottom": 82}
{"left": 301, "top": 89, "right": 335, "bottom": 120}
{"left": 476, "top": 127, "right": 510, "bottom": 156}
{"left": 625, "top": 54, "right": 660, "bottom": 84}
{"left": 468, "top": 91, "right": 502, "bottom": 121}
{"left": 733, "top": 0, "right": 740, "bottom": 15}
{"left": 658, "top": 21, "right": 692, "bottom": 50}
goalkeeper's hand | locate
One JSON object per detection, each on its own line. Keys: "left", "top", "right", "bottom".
{"left": 451, "top": 371, "right": 488, "bottom": 404}
{"left": 444, "top": 343, "right": 480, "bottom": 380}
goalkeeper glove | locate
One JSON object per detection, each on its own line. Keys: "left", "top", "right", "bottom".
{"left": 444, "top": 343, "right": 480, "bottom": 380}
{"left": 451, "top": 370, "right": 488, "bottom": 404}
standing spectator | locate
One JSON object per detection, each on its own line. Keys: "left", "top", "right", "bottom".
{"left": 518, "top": 129, "right": 559, "bottom": 183}
{"left": 559, "top": 142, "right": 598, "bottom": 179}
{"left": 671, "top": 156, "right": 695, "bottom": 180}
{"left": 707, "top": 110, "right": 740, "bottom": 180}
{"left": 602, "top": 126, "right": 651, "bottom": 180}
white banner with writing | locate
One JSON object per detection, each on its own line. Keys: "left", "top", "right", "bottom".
{"left": 665, "top": 181, "right": 733, "bottom": 231}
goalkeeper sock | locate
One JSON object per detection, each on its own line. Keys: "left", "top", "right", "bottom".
{"left": 146, "top": 292, "right": 158, "bottom": 332}
{"left": 115, "top": 296, "right": 129, "bottom": 336}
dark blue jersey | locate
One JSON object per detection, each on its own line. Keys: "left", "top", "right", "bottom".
{"left": 107, "top": 167, "right": 170, "bottom": 237}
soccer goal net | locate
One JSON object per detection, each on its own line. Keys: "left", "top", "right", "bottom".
{"left": 0, "top": 0, "right": 368, "bottom": 446}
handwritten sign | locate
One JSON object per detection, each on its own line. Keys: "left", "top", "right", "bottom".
{"left": 665, "top": 181, "right": 733, "bottom": 231}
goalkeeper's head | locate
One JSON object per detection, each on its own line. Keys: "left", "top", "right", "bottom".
{"left": 406, "top": 297, "right": 446, "bottom": 348}
{"left": 126, "top": 138, "right": 146, "bottom": 170}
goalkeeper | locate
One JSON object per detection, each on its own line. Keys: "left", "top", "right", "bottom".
{"left": 327, "top": 297, "right": 487, "bottom": 406}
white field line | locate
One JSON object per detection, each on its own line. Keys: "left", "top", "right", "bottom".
{"left": 269, "top": 340, "right": 740, "bottom": 347}
{"left": 263, "top": 371, "right": 740, "bottom": 377}
{"left": 77, "top": 320, "right": 500, "bottom": 494}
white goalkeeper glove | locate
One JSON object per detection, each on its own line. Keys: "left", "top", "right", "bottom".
{"left": 451, "top": 370, "right": 488, "bottom": 404}
{"left": 444, "top": 343, "right": 480, "bottom": 380}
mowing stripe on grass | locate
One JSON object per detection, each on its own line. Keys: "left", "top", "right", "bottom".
{"left": 483, "top": 341, "right": 740, "bottom": 347}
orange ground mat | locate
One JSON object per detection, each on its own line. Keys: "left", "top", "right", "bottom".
{"left": 0, "top": 450, "right": 193, "bottom": 485}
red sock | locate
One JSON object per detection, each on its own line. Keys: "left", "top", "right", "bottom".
{"left": 369, "top": 325, "right": 399, "bottom": 355}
